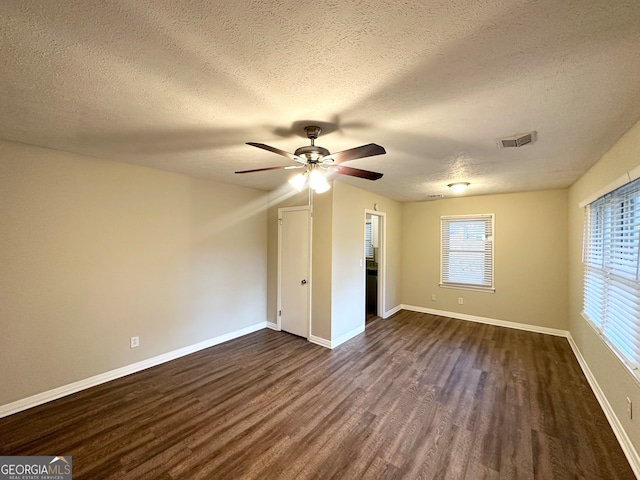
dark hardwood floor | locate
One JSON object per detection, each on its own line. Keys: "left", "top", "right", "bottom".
{"left": 0, "top": 311, "right": 635, "bottom": 479}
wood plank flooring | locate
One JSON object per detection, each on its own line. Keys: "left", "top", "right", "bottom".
{"left": 0, "top": 311, "right": 635, "bottom": 479}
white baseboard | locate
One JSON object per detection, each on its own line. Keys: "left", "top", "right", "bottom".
{"left": 6, "top": 307, "right": 638, "bottom": 477}
{"left": 309, "top": 324, "right": 365, "bottom": 350}
{"left": 332, "top": 325, "right": 365, "bottom": 348}
{"left": 566, "top": 334, "right": 640, "bottom": 478}
{"left": 309, "top": 334, "right": 332, "bottom": 349}
{"left": 0, "top": 321, "right": 267, "bottom": 419}
{"left": 400, "top": 304, "right": 639, "bottom": 476}
{"left": 401, "top": 304, "right": 569, "bottom": 337}
{"left": 383, "top": 304, "right": 402, "bottom": 319}
{"left": 267, "top": 322, "right": 279, "bottom": 331}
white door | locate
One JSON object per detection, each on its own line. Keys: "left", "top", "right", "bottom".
{"left": 279, "top": 207, "right": 310, "bottom": 338}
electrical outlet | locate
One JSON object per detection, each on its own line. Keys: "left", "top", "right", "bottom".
{"left": 431, "top": 294, "right": 437, "bottom": 302}
{"left": 458, "top": 297, "right": 464, "bottom": 305}
{"left": 627, "top": 397, "right": 633, "bottom": 420}
{"left": 130, "top": 336, "right": 140, "bottom": 349}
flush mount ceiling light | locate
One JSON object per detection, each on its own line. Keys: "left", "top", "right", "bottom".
{"left": 448, "top": 182, "right": 470, "bottom": 194}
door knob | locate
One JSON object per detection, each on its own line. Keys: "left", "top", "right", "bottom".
{"left": 301, "top": 279, "right": 307, "bottom": 285}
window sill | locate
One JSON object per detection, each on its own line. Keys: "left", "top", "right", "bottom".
{"left": 439, "top": 283, "right": 495, "bottom": 293}
{"left": 581, "top": 311, "right": 640, "bottom": 387}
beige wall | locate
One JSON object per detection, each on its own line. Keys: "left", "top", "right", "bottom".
{"left": 402, "top": 189, "right": 568, "bottom": 330}
{"left": 4, "top": 121, "right": 637, "bottom": 462}
{"left": 0, "top": 140, "right": 268, "bottom": 406}
{"left": 331, "top": 182, "right": 403, "bottom": 340}
{"left": 266, "top": 181, "right": 402, "bottom": 342}
{"left": 311, "top": 189, "right": 333, "bottom": 339}
{"left": 568, "top": 119, "right": 640, "bottom": 453}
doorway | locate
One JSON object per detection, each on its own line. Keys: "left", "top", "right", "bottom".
{"left": 365, "top": 209, "right": 385, "bottom": 320}
{"left": 278, "top": 206, "right": 311, "bottom": 338}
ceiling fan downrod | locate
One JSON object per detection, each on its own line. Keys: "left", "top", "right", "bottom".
{"left": 295, "top": 126, "right": 330, "bottom": 163}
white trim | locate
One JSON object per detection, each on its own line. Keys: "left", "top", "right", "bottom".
{"left": 399, "top": 304, "right": 640, "bottom": 474}
{"left": 441, "top": 214, "right": 495, "bottom": 220}
{"left": 309, "top": 334, "right": 332, "bottom": 349}
{"left": 566, "top": 334, "right": 640, "bottom": 478}
{"left": 309, "top": 324, "right": 366, "bottom": 350}
{"left": 439, "top": 284, "right": 496, "bottom": 293}
{"left": 5, "top": 310, "right": 638, "bottom": 476}
{"left": 0, "top": 321, "right": 266, "bottom": 419}
{"left": 309, "top": 196, "right": 314, "bottom": 342}
{"left": 332, "top": 325, "right": 365, "bottom": 348}
{"left": 400, "top": 304, "right": 568, "bottom": 337}
{"left": 267, "top": 322, "right": 279, "bottom": 331}
{"left": 440, "top": 213, "right": 495, "bottom": 291}
{"left": 365, "top": 209, "right": 387, "bottom": 319}
{"left": 578, "top": 171, "right": 632, "bottom": 208}
{"left": 383, "top": 304, "right": 402, "bottom": 319}
{"left": 581, "top": 312, "right": 640, "bottom": 387}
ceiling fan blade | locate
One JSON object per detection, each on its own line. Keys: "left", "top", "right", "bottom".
{"left": 235, "top": 165, "right": 303, "bottom": 174}
{"left": 331, "top": 165, "right": 384, "bottom": 181}
{"left": 247, "top": 142, "right": 305, "bottom": 164}
{"left": 323, "top": 143, "right": 386, "bottom": 163}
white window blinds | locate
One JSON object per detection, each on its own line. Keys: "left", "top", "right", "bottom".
{"left": 365, "top": 222, "right": 374, "bottom": 258}
{"left": 583, "top": 177, "right": 640, "bottom": 371}
{"left": 441, "top": 214, "right": 494, "bottom": 291}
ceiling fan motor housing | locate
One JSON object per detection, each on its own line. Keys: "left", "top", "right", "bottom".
{"left": 294, "top": 144, "right": 331, "bottom": 163}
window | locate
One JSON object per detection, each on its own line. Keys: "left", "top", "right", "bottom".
{"left": 365, "top": 221, "right": 374, "bottom": 259}
{"left": 583, "top": 177, "right": 640, "bottom": 372}
{"left": 441, "top": 214, "right": 494, "bottom": 291}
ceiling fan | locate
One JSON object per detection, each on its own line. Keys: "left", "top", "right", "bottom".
{"left": 235, "top": 126, "right": 386, "bottom": 186}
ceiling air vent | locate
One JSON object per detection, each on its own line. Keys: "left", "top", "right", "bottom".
{"left": 429, "top": 194, "right": 445, "bottom": 199}
{"left": 496, "top": 131, "right": 536, "bottom": 149}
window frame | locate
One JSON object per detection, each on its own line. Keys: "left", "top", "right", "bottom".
{"left": 440, "top": 214, "right": 495, "bottom": 292}
{"left": 582, "top": 176, "right": 640, "bottom": 377}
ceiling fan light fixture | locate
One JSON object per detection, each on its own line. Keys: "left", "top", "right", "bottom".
{"left": 289, "top": 172, "right": 307, "bottom": 191}
{"left": 309, "top": 169, "right": 331, "bottom": 193}
{"left": 448, "top": 182, "right": 470, "bottom": 194}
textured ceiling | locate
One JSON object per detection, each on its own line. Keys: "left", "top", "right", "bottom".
{"left": 2, "top": 0, "right": 640, "bottom": 202}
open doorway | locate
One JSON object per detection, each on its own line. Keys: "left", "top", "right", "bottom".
{"left": 365, "top": 209, "right": 385, "bottom": 322}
